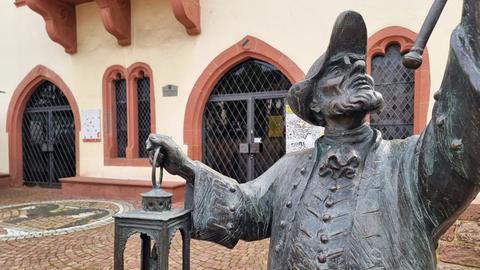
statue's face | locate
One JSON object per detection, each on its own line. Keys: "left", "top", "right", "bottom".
{"left": 310, "top": 53, "right": 384, "bottom": 120}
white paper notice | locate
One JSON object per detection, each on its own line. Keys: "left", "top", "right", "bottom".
{"left": 81, "top": 109, "right": 101, "bottom": 141}
{"left": 285, "top": 105, "right": 324, "bottom": 153}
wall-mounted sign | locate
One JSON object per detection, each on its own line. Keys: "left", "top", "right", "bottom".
{"left": 285, "top": 105, "right": 324, "bottom": 153}
{"left": 81, "top": 109, "right": 101, "bottom": 142}
{"left": 162, "top": 84, "right": 178, "bottom": 97}
{"left": 268, "top": 115, "right": 284, "bottom": 138}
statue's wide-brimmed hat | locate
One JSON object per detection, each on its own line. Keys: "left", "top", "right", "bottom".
{"left": 287, "top": 11, "right": 368, "bottom": 126}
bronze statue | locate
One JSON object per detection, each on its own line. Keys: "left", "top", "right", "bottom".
{"left": 147, "top": 1, "right": 480, "bottom": 268}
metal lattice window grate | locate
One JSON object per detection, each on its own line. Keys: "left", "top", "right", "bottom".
{"left": 203, "top": 59, "right": 291, "bottom": 182}
{"left": 51, "top": 110, "right": 76, "bottom": 183}
{"left": 370, "top": 44, "right": 415, "bottom": 140}
{"left": 211, "top": 60, "right": 292, "bottom": 96}
{"left": 22, "top": 81, "right": 75, "bottom": 187}
{"left": 204, "top": 100, "right": 249, "bottom": 182}
{"left": 115, "top": 79, "right": 128, "bottom": 157}
{"left": 253, "top": 98, "right": 286, "bottom": 178}
{"left": 137, "top": 77, "right": 151, "bottom": 158}
{"left": 26, "top": 81, "right": 70, "bottom": 108}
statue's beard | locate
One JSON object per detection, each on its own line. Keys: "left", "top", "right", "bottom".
{"left": 323, "top": 87, "right": 384, "bottom": 116}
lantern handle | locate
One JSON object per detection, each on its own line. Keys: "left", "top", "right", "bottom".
{"left": 151, "top": 147, "right": 164, "bottom": 189}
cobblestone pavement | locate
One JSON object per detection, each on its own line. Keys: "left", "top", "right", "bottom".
{"left": 0, "top": 187, "right": 473, "bottom": 270}
{"left": 0, "top": 187, "right": 269, "bottom": 270}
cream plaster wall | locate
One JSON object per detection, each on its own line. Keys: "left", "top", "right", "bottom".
{"left": 0, "top": 0, "right": 465, "bottom": 182}
{"left": 0, "top": 2, "right": 72, "bottom": 174}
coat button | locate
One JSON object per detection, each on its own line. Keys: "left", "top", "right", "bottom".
{"left": 436, "top": 116, "right": 445, "bottom": 127}
{"left": 320, "top": 234, "right": 329, "bottom": 243}
{"left": 280, "top": 220, "right": 287, "bottom": 229}
{"left": 328, "top": 185, "right": 338, "bottom": 192}
{"left": 325, "top": 200, "right": 334, "bottom": 208}
{"left": 286, "top": 201, "right": 292, "bottom": 208}
{"left": 317, "top": 254, "right": 327, "bottom": 263}
{"left": 229, "top": 205, "right": 236, "bottom": 212}
{"left": 229, "top": 187, "right": 236, "bottom": 193}
{"left": 450, "top": 139, "right": 462, "bottom": 151}
{"left": 322, "top": 213, "right": 331, "bottom": 222}
{"left": 300, "top": 168, "right": 306, "bottom": 175}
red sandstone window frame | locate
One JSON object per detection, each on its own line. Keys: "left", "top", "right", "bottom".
{"left": 367, "top": 26, "right": 431, "bottom": 135}
{"left": 183, "top": 35, "right": 305, "bottom": 160}
{"left": 102, "top": 63, "right": 156, "bottom": 166}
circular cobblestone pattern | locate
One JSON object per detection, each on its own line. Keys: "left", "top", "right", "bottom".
{"left": 0, "top": 200, "right": 130, "bottom": 240}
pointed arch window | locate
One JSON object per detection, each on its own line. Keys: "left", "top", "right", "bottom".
{"left": 103, "top": 63, "right": 156, "bottom": 166}
{"left": 367, "top": 26, "right": 431, "bottom": 139}
{"left": 136, "top": 74, "right": 152, "bottom": 158}
{"left": 370, "top": 44, "right": 415, "bottom": 139}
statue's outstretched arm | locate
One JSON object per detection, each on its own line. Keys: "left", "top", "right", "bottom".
{"left": 186, "top": 159, "right": 282, "bottom": 248}
{"left": 416, "top": 0, "right": 480, "bottom": 239}
{"left": 146, "top": 133, "right": 283, "bottom": 248}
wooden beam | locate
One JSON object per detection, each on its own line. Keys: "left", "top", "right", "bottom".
{"left": 95, "top": 0, "right": 131, "bottom": 46}
{"left": 170, "top": 0, "right": 201, "bottom": 35}
{"left": 24, "top": 0, "right": 77, "bottom": 54}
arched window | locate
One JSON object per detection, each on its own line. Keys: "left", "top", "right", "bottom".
{"left": 22, "top": 81, "right": 76, "bottom": 187}
{"left": 367, "top": 26, "right": 431, "bottom": 139}
{"left": 114, "top": 77, "right": 128, "bottom": 157}
{"left": 203, "top": 59, "right": 291, "bottom": 183}
{"left": 103, "top": 63, "right": 155, "bottom": 166}
{"left": 136, "top": 74, "right": 152, "bottom": 158}
{"left": 370, "top": 44, "right": 415, "bottom": 139}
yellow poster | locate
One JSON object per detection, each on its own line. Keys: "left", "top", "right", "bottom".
{"left": 268, "top": 115, "right": 284, "bottom": 137}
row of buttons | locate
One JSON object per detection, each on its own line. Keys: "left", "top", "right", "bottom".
{"left": 316, "top": 165, "right": 343, "bottom": 264}
{"left": 275, "top": 162, "right": 313, "bottom": 254}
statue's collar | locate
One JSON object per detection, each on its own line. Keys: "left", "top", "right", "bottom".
{"left": 323, "top": 123, "right": 373, "bottom": 145}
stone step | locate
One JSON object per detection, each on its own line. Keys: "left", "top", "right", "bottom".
{"left": 60, "top": 176, "right": 186, "bottom": 204}
{"left": 0, "top": 173, "right": 10, "bottom": 188}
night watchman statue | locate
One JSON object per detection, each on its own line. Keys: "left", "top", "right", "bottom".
{"left": 147, "top": 1, "right": 480, "bottom": 269}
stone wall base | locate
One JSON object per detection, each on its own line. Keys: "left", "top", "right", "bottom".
{"left": 0, "top": 173, "right": 10, "bottom": 188}
{"left": 438, "top": 197, "right": 480, "bottom": 269}
{"left": 60, "top": 176, "right": 186, "bottom": 204}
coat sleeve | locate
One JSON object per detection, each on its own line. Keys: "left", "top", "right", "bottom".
{"left": 416, "top": 0, "right": 480, "bottom": 240}
{"left": 187, "top": 157, "right": 282, "bottom": 248}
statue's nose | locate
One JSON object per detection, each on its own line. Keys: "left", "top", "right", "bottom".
{"left": 351, "top": 59, "right": 366, "bottom": 74}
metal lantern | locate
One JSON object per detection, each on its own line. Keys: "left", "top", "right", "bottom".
{"left": 114, "top": 148, "right": 191, "bottom": 270}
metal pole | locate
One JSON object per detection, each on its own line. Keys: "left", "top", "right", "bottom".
{"left": 402, "top": 0, "right": 448, "bottom": 69}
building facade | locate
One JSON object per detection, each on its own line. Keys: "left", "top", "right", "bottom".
{"left": 0, "top": 0, "right": 465, "bottom": 193}
{"left": 2, "top": 1, "right": 480, "bottom": 268}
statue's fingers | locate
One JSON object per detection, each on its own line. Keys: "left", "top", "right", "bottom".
{"left": 151, "top": 134, "right": 176, "bottom": 149}
{"left": 155, "top": 152, "right": 165, "bottom": 167}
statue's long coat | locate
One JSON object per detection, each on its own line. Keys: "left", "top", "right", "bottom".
{"left": 187, "top": 2, "right": 480, "bottom": 269}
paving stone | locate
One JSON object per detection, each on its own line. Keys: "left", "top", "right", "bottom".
{"left": 1, "top": 186, "right": 477, "bottom": 270}
{"left": 0, "top": 187, "right": 269, "bottom": 269}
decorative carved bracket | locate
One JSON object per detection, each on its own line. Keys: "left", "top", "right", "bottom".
{"left": 24, "top": 0, "right": 77, "bottom": 54}
{"left": 95, "top": 0, "right": 131, "bottom": 46}
{"left": 170, "top": 0, "right": 201, "bottom": 35}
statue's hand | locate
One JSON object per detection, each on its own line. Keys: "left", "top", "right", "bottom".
{"left": 146, "top": 134, "right": 196, "bottom": 184}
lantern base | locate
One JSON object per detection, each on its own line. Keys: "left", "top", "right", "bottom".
{"left": 113, "top": 208, "right": 191, "bottom": 270}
